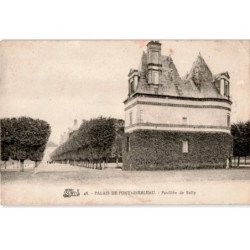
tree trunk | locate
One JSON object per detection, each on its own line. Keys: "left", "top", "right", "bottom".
{"left": 245, "top": 156, "right": 247, "bottom": 165}
{"left": 237, "top": 156, "right": 240, "bottom": 167}
{"left": 20, "top": 160, "right": 24, "bottom": 172}
{"left": 34, "top": 161, "right": 38, "bottom": 168}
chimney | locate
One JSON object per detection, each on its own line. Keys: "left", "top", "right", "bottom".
{"left": 147, "top": 41, "right": 162, "bottom": 65}
{"left": 74, "top": 119, "right": 77, "bottom": 126}
{"left": 146, "top": 41, "right": 162, "bottom": 85}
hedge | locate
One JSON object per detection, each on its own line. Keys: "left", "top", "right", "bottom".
{"left": 122, "top": 130, "right": 233, "bottom": 170}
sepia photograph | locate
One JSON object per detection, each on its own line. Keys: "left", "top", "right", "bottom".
{"left": 0, "top": 40, "right": 249, "bottom": 205}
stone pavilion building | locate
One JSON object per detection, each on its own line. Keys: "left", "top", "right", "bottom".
{"left": 123, "top": 41, "right": 232, "bottom": 170}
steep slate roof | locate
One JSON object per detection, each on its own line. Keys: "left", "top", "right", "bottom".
{"left": 134, "top": 51, "right": 228, "bottom": 100}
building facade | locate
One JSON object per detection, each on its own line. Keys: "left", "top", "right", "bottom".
{"left": 59, "top": 119, "right": 79, "bottom": 145}
{"left": 42, "top": 141, "right": 58, "bottom": 163}
{"left": 123, "top": 41, "right": 233, "bottom": 170}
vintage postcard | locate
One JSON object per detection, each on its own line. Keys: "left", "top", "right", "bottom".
{"left": 0, "top": 40, "right": 249, "bottom": 205}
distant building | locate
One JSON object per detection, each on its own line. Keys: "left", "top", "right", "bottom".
{"left": 42, "top": 141, "right": 58, "bottom": 163}
{"left": 59, "top": 119, "right": 79, "bottom": 145}
{"left": 123, "top": 41, "right": 232, "bottom": 170}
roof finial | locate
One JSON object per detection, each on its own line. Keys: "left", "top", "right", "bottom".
{"left": 197, "top": 52, "right": 204, "bottom": 62}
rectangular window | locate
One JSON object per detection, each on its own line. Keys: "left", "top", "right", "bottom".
{"left": 153, "top": 71, "right": 159, "bottom": 84}
{"left": 224, "top": 81, "right": 228, "bottom": 96}
{"left": 126, "top": 136, "right": 130, "bottom": 152}
{"left": 129, "top": 112, "right": 133, "bottom": 125}
{"left": 139, "top": 110, "right": 143, "bottom": 123}
{"left": 130, "top": 80, "right": 134, "bottom": 95}
{"left": 182, "top": 140, "right": 189, "bottom": 153}
{"left": 154, "top": 87, "right": 158, "bottom": 94}
{"left": 182, "top": 117, "right": 188, "bottom": 125}
{"left": 227, "top": 114, "right": 230, "bottom": 127}
{"left": 151, "top": 51, "right": 159, "bottom": 64}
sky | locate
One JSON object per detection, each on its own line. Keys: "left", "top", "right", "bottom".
{"left": 0, "top": 40, "right": 249, "bottom": 144}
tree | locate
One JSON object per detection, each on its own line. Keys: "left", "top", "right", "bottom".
{"left": 231, "top": 121, "right": 250, "bottom": 166}
{"left": 87, "top": 117, "right": 116, "bottom": 168}
{"left": 0, "top": 117, "right": 51, "bottom": 171}
{"left": 51, "top": 117, "right": 124, "bottom": 169}
{"left": 112, "top": 119, "right": 124, "bottom": 167}
{"left": 29, "top": 144, "right": 47, "bottom": 168}
{"left": 1, "top": 118, "right": 12, "bottom": 169}
{"left": 1, "top": 144, "right": 10, "bottom": 169}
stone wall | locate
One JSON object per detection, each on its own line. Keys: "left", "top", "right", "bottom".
{"left": 124, "top": 96, "right": 231, "bottom": 134}
{"left": 122, "top": 130, "right": 233, "bottom": 170}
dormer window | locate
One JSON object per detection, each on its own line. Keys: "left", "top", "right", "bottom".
{"left": 153, "top": 71, "right": 159, "bottom": 84}
{"left": 129, "top": 79, "right": 134, "bottom": 95}
{"left": 128, "top": 69, "right": 139, "bottom": 96}
{"left": 224, "top": 80, "right": 229, "bottom": 97}
{"left": 217, "top": 74, "right": 230, "bottom": 98}
{"left": 149, "top": 51, "right": 160, "bottom": 64}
